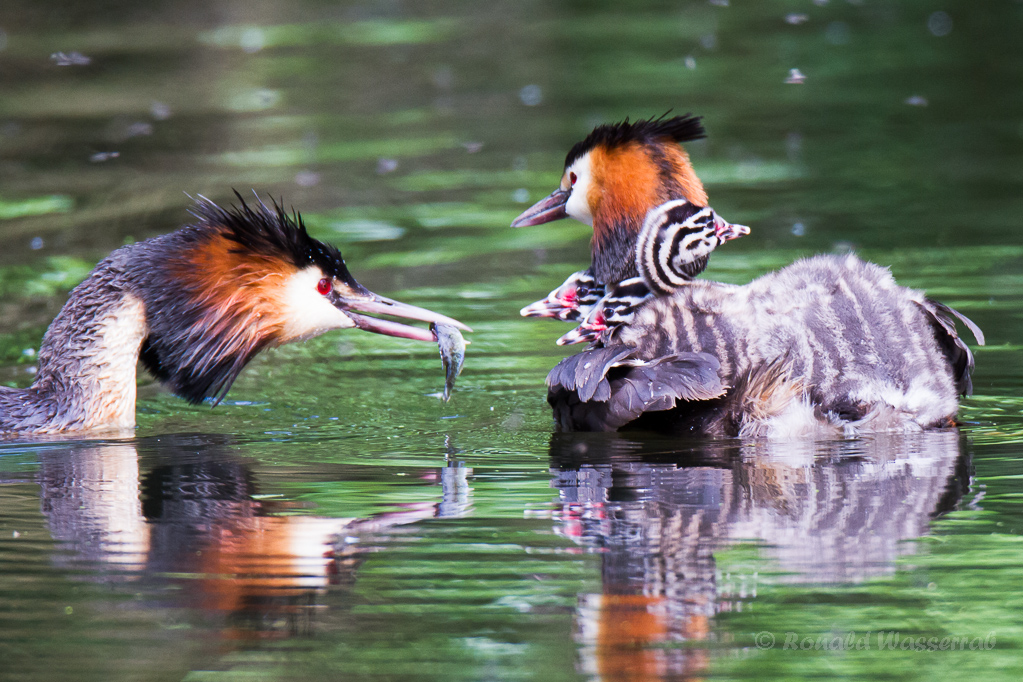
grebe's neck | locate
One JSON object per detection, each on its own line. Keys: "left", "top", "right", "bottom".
{"left": 26, "top": 246, "right": 150, "bottom": 433}
{"left": 589, "top": 143, "right": 708, "bottom": 287}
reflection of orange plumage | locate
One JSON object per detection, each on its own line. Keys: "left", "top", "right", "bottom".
{"left": 192, "top": 515, "right": 341, "bottom": 639}
{"left": 595, "top": 594, "right": 668, "bottom": 681}
{"left": 591, "top": 593, "right": 711, "bottom": 682}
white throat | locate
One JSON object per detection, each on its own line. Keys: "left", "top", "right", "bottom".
{"left": 565, "top": 154, "right": 594, "bottom": 226}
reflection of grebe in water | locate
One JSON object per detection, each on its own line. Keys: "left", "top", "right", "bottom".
{"left": 548, "top": 432, "right": 970, "bottom": 679}
{"left": 35, "top": 434, "right": 472, "bottom": 639}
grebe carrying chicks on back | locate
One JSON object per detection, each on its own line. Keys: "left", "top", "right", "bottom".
{"left": 515, "top": 114, "right": 984, "bottom": 437}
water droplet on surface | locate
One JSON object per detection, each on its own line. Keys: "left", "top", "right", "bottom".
{"left": 684, "top": 55, "right": 697, "bottom": 70}
{"left": 785, "top": 68, "right": 806, "bottom": 84}
{"left": 825, "top": 21, "right": 851, "bottom": 45}
{"left": 29, "top": 237, "right": 43, "bottom": 250}
{"left": 239, "top": 27, "right": 264, "bottom": 53}
{"left": 150, "top": 101, "right": 171, "bottom": 120}
{"left": 519, "top": 84, "right": 543, "bottom": 106}
{"left": 928, "top": 11, "right": 953, "bottom": 37}
{"left": 295, "top": 171, "right": 320, "bottom": 186}
{"left": 791, "top": 222, "right": 806, "bottom": 237}
{"left": 432, "top": 65, "right": 454, "bottom": 90}
{"left": 512, "top": 188, "right": 529, "bottom": 204}
{"left": 89, "top": 151, "right": 120, "bottom": 163}
{"left": 376, "top": 158, "right": 398, "bottom": 174}
{"left": 50, "top": 51, "right": 91, "bottom": 66}
{"left": 786, "top": 131, "right": 803, "bottom": 161}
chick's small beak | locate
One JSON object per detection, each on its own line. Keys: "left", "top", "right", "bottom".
{"left": 511, "top": 189, "right": 570, "bottom": 227}
{"left": 334, "top": 292, "right": 472, "bottom": 342}
{"left": 714, "top": 216, "right": 751, "bottom": 242}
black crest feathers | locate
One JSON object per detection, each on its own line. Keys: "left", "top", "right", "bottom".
{"left": 564, "top": 113, "right": 706, "bottom": 168}
{"left": 190, "top": 191, "right": 352, "bottom": 280}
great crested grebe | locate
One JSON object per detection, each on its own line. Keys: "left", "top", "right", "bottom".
{"left": 516, "top": 115, "right": 984, "bottom": 436}
{"left": 513, "top": 114, "right": 710, "bottom": 323}
{"left": 0, "top": 194, "right": 469, "bottom": 435}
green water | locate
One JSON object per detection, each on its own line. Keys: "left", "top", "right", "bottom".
{"left": 1, "top": 1, "right": 1022, "bottom": 680}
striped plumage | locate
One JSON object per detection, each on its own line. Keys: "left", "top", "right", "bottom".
{"left": 556, "top": 199, "right": 749, "bottom": 346}
{"left": 520, "top": 268, "right": 603, "bottom": 322}
{"left": 636, "top": 199, "right": 749, "bottom": 295}
{"left": 524, "top": 200, "right": 749, "bottom": 330}
{"left": 557, "top": 277, "right": 652, "bottom": 346}
{"left": 548, "top": 254, "right": 984, "bottom": 436}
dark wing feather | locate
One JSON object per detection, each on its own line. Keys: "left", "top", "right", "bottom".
{"left": 915, "top": 298, "right": 985, "bottom": 396}
{"left": 546, "top": 346, "right": 636, "bottom": 403}
{"left": 547, "top": 347, "right": 725, "bottom": 431}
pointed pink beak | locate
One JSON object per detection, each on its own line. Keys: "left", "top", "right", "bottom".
{"left": 339, "top": 295, "right": 472, "bottom": 342}
{"left": 714, "top": 216, "right": 751, "bottom": 242}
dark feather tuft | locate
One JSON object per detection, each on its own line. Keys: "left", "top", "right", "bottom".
{"left": 564, "top": 113, "right": 706, "bottom": 169}
{"left": 915, "top": 298, "right": 985, "bottom": 396}
{"left": 191, "top": 191, "right": 354, "bottom": 281}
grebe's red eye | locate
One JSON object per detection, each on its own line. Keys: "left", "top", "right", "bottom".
{"left": 317, "top": 278, "right": 332, "bottom": 296}
{"left": 570, "top": 172, "right": 578, "bottom": 186}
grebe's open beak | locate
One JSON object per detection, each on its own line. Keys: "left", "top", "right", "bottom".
{"left": 334, "top": 293, "right": 472, "bottom": 342}
{"left": 511, "top": 189, "right": 570, "bottom": 227}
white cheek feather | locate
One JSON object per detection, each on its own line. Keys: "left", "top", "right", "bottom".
{"left": 564, "top": 155, "right": 594, "bottom": 226}
{"left": 281, "top": 267, "right": 355, "bottom": 342}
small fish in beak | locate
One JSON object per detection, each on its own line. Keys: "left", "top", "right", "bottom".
{"left": 332, "top": 290, "right": 472, "bottom": 342}
{"left": 431, "top": 322, "right": 466, "bottom": 401}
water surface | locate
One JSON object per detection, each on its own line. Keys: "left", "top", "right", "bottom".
{"left": 1, "top": 1, "right": 1022, "bottom": 680}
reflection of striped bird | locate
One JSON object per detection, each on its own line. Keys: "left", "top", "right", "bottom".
{"left": 558, "top": 200, "right": 749, "bottom": 346}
